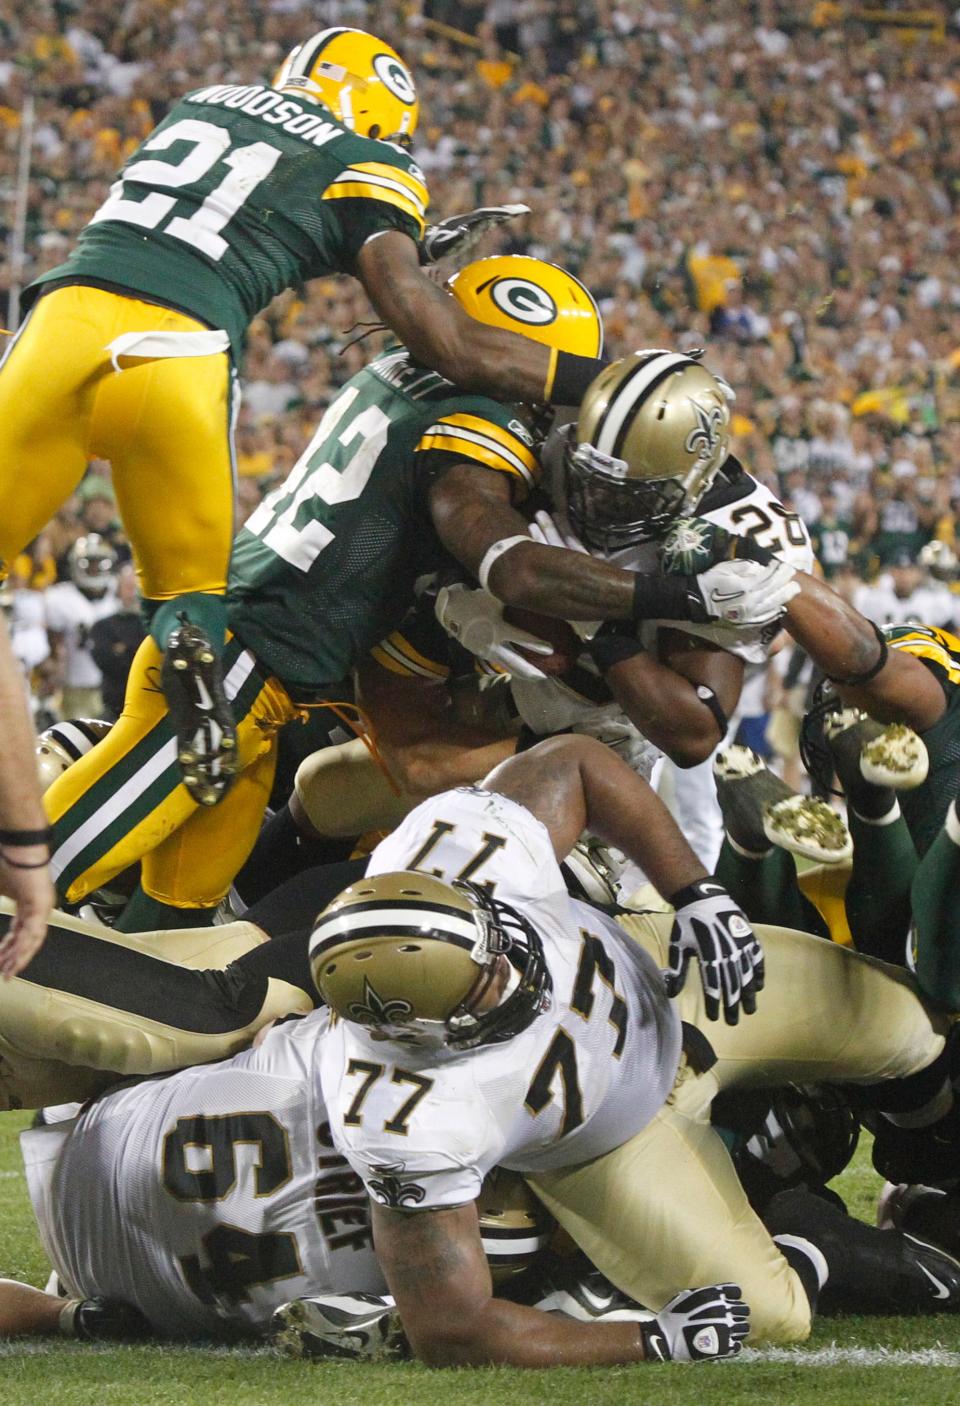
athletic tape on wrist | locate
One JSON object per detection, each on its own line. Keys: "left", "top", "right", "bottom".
{"left": 478, "top": 536, "right": 531, "bottom": 593}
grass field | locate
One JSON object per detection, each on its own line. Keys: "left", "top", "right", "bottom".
{"left": 2, "top": 1112, "right": 959, "bottom": 1405}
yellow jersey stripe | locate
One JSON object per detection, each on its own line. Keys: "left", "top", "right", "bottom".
{"left": 434, "top": 414, "right": 539, "bottom": 476}
{"left": 324, "top": 183, "right": 426, "bottom": 233}
{"left": 327, "top": 168, "right": 427, "bottom": 216}
{"left": 346, "top": 160, "right": 429, "bottom": 206}
{"left": 371, "top": 634, "right": 448, "bottom": 680}
{"left": 890, "top": 638, "right": 960, "bottom": 684}
{"left": 418, "top": 432, "right": 530, "bottom": 486}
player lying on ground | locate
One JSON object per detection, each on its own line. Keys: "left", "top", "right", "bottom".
{"left": 0, "top": 25, "right": 613, "bottom": 806}
{"left": 5, "top": 737, "right": 960, "bottom": 1349}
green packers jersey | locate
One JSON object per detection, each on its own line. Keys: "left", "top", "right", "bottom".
{"left": 227, "top": 348, "right": 540, "bottom": 691}
{"left": 887, "top": 624, "right": 960, "bottom": 854}
{"left": 26, "top": 84, "right": 428, "bottom": 360}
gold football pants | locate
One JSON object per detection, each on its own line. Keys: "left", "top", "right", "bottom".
{"left": 0, "top": 284, "right": 235, "bottom": 600}
{"left": 0, "top": 900, "right": 310, "bottom": 1111}
{"left": 45, "top": 636, "right": 301, "bottom": 908}
{"left": 529, "top": 915, "right": 949, "bottom": 1344}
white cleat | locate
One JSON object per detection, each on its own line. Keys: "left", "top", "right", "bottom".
{"left": 861, "top": 724, "right": 929, "bottom": 791}
{"left": 763, "top": 794, "right": 853, "bottom": 865}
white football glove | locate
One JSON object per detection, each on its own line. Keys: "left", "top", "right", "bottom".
{"left": 664, "top": 879, "right": 764, "bottom": 1024}
{"left": 528, "top": 509, "right": 590, "bottom": 555}
{"left": 434, "top": 583, "right": 552, "bottom": 680}
{"left": 420, "top": 204, "right": 530, "bottom": 264}
{"left": 640, "top": 1284, "right": 750, "bottom": 1362}
{"left": 692, "top": 558, "right": 799, "bottom": 627}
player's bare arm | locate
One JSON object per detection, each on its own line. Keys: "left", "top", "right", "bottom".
{"left": 484, "top": 734, "right": 707, "bottom": 898}
{"left": 783, "top": 571, "right": 945, "bottom": 729}
{"left": 594, "top": 631, "right": 744, "bottom": 768}
{"left": 428, "top": 465, "right": 641, "bottom": 621}
{"left": 0, "top": 617, "right": 54, "bottom": 977}
{"left": 358, "top": 233, "right": 601, "bottom": 407}
{"left": 372, "top": 1201, "right": 648, "bottom": 1366}
{"left": 356, "top": 657, "right": 515, "bottom": 800}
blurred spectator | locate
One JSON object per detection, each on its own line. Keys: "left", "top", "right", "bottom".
{"left": 854, "top": 548, "right": 957, "bottom": 631}
{"left": 89, "top": 562, "right": 144, "bottom": 720}
{"left": 44, "top": 533, "right": 119, "bottom": 717}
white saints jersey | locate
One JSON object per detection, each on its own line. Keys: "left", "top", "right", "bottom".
{"left": 510, "top": 464, "right": 814, "bottom": 769}
{"left": 320, "top": 787, "right": 682, "bottom": 1210}
{"left": 44, "top": 582, "right": 117, "bottom": 688}
{"left": 21, "top": 1013, "right": 384, "bottom": 1338}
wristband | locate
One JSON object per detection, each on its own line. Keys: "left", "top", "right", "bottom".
{"left": 632, "top": 573, "right": 703, "bottom": 624}
{"left": 826, "top": 621, "right": 888, "bottom": 687}
{"left": 0, "top": 826, "right": 52, "bottom": 846}
{"left": 1, "top": 853, "right": 51, "bottom": 869}
{"left": 694, "top": 683, "right": 729, "bottom": 740}
{"left": 546, "top": 350, "right": 609, "bottom": 406}
{"left": 667, "top": 876, "right": 717, "bottom": 908}
{"left": 638, "top": 1319, "right": 670, "bottom": 1362}
{"left": 477, "top": 535, "right": 530, "bottom": 592}
{"left": 586, "top": 632, "right": 646, "bottom": 672}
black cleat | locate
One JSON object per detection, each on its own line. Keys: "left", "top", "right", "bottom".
{"left": 766, "top": 1184, "right": 960, "bottom": 1315}
{"left": 62, "top": 1296, "right": 152, "bottom": 1341}
{"left": 271, "top": 1293, "right": 407, "bottom": 1361}
{"left": 161, "top": 614, "right": 238, "bottom": 806}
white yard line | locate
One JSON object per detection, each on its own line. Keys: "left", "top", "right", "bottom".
{"left": 745, "top": 1345, "right": 960, "bottom": 1366}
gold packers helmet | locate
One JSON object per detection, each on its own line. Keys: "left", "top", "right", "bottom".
{"left": 36, "top": 718, "right": 111, "bottom": 793}
{"left": 448, "top": 256, "right": 603, "bottom": 359}
{"left": 565, "top": 350, "right": 734, "bottom": 551}
{"left": 309, "top": 871, "right": 550, "bottom": 1050}
{"left": 274, "top": 28, "right": 418, "bottom": 143}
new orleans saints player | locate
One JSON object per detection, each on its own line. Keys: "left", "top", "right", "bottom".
{"left": 0, "top": 26, "right": 609, "bottom": 806}
{"left": 436, "top": 348, "right": 808, "bottom": 876}
{"left": 43, "top": 262, "right": 791, "bottom": 934}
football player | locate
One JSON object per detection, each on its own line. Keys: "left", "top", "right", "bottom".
{"left": 43, "top": 262, "right": 792, "bottom": 933}
{"left": 45, "top": 535, "right": 119, "bottom": 719}
{"left": 436, "top": 348, "right": 810, "bottom": 874}
{"left": 0, "top": 26, "right": 611, "bottom": 805}
{"left": 3, "top": 738, "right": 958, "bottom": 1349}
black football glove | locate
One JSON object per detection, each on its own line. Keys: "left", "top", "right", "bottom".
{"left": 664, "top": 879, "right": 764, "bottom": 1024}
{"left": 419, "top": 204, "right": 530, "bottom": 264}
{"left": 640, "top": 1284, "right": 750, "bottom": 1362}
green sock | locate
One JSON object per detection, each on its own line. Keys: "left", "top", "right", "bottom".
{"left": 912, "top": 800, "right": 960, "bottom": 1007}
{"left": 116, "top": 884, "right": 218, "bottom": 933}
{"left": 844, "top": 803, "right": 917, "bottom": 964}
{"left": 146, "top": 593, "right": 228, "bottom": 657}
{"left": 716, "top": 838, "right": 828, "bottom": 935}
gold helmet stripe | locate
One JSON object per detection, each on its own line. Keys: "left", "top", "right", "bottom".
{"left": 312, "top": 902, "right": 480, "bottom": 956}
{"left": 593, "top": 351, "right": 694, "bottom": 457}
{"left": 279, "top": 27, "right": 352, "bottom": 88}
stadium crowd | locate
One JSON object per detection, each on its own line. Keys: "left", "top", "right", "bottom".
{"left": 2, "top": 0, "right": 960, "bottom": 721}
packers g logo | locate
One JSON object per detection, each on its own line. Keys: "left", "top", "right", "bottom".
{"left": 490, "top": 278, "right": 558, "bottom": 327}
{"left": 373, "top": 53, "right": 417, "bottom": 105}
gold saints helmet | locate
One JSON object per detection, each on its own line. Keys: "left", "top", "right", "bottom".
{"left": 478, "top": 1169, "right": 554, "bottom": 1283}
{"left": 36, "top": 718, "right": 111, "bottom": 794}
{"left": 309, "top": 871, "right": 550, "bottom": 1049}
{"left": 274, "top": 28, "right": 419, "bottom": 144}
{"left": 565, "top": 349, "right": 734, "bottom": 551}
{"left": 448, "top": 256, "right": 603, "bottom": 359}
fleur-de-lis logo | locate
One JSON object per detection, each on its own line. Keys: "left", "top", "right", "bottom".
{"left": 346, "top": 977, "right": 413, "bottom": 1027}
{"left": 684, "top": 402, "right": 725, "bottom": 464}
{"left": 369, "top": 1164, "right": 427, "bottom": 1207}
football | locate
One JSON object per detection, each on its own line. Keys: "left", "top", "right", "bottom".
{"left": 502, "top": 607, "right": 580, "bottom": 676}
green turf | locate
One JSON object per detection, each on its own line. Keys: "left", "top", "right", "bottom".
{"left": 2, "top": 1112, "right": 960, "bottom": 1404}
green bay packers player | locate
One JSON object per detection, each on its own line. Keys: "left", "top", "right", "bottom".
{"left": 436, "top": 348, "right": 808, "bottom": 877}
{"left": 42, "top": 262, "right": 791, "bottom": 934}
{"left": 0, "top": 26, "right": 610, "bottom": 806}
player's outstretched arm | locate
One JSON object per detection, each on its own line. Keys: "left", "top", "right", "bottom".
{"left": 373, "top": 1202, "right": 748, "bottom": 1367}
{"left": 783, "top": 571, "right": 945, "bottom": 730}
{"left": 357, "top": 232, "right": 605, "bottom": 407}
{"left": 485, "top": 735, "right": 764, "bottom": 1023}
{"left": 0, "top": 617, "right": 54, "bottom": 977}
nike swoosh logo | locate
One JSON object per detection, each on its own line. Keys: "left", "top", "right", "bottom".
{"left": 918, "top": 1263, "right": 952, "bottom": 1300}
